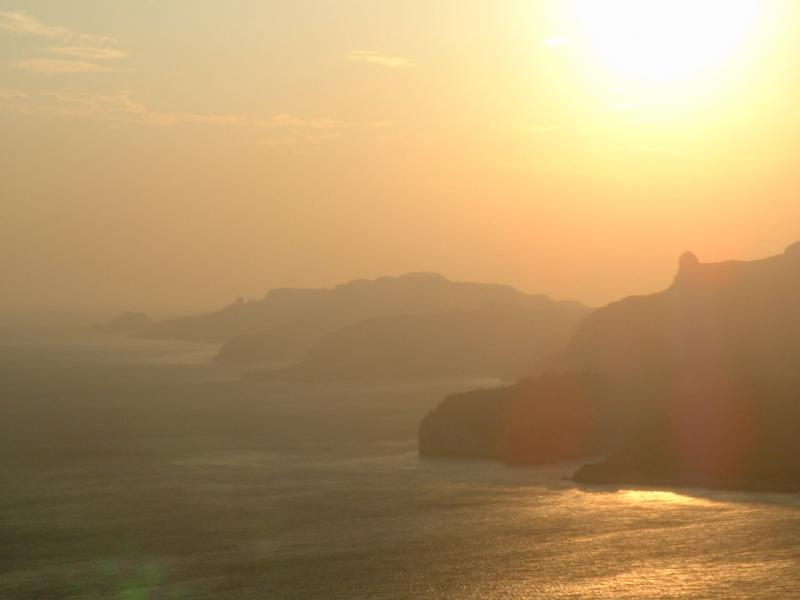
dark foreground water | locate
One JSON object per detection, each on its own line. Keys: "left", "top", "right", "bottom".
{"left": 2, "top": 338, "right": 800, "bottom": 599}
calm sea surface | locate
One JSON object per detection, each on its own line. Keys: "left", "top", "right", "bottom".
{"left": 2, "top": 338, "right": 800, "bottom": 599}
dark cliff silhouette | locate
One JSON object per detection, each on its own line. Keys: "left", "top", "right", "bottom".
{"left": 420, "top": 243, "right": 800, "bottom": 491}
{"left": 419, "top": 373, "right": 640, "bottom": 463}
{"left": 246, "top": 302, "right": 587, "bottom": 382}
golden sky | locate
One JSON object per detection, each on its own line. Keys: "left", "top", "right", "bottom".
{"left": 2, "top": 1, "right": 800, "bottom": 314}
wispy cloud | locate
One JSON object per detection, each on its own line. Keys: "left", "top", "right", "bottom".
{"left": 0, "top": 10, "right": 116, "bottom": 45}
{"left": 1, "top": 10, "right": 121, "bottom": 75}
{"left": 0, "top": 88, "right": 29, "bottom": 115}
{"left": 259, "top": 131, "right": 344, "bottom": 148}
{"left": 0, "top": 89, "right": 28, "bottom": 101}
{"left": 12, "top": 58, "right": 112, "bottom": 74}
{"left": 256, "top": 115, "right": 389, "bottom": 147}
{"left": 31, "top": 91, "right": 242, "bottom": 123}
{"left": 46, "top": 46, "right": 127, "bottom": 60}
{"left": 0, "top": 90, "right": 392, "bottom": 147}
{"left": 347, "top": 50, "right": 414, "bottom": 68}
{"left": 262, "top": 114, "right": 349, "bottom": 130}
{"left": 0, "top": 10, "right": 69, "bottom": 38}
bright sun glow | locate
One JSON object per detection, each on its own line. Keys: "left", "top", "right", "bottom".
{"left": 570, "top": 0, "right": 761, "bottom": 88}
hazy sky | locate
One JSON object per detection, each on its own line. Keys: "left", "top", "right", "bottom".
{"left": 2, "top": 1, "right": 800, "bottom": 315}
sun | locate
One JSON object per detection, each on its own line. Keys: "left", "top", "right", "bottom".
{"left": 569, "top": 0, "right": 761, "bottom": 88}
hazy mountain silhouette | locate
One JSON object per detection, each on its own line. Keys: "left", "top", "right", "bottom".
{"left": 137, "top": 272, "right": 588, "bottom": 365}
{"left": 555, "top": 242, "right": 800, "bottom": 380}
{"left": 91, "top": 312, "right": 153, "bottom": 336}
{"left": 215, "top": 317, "right": 337, "bottom": 365}
{"left": 246, "top": 302, "right": 587, "bottom": 382}
{"left": 421, "top": 243, "right": 800, "bottom": 491}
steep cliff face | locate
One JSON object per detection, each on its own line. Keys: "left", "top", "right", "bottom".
{"left": 419, "top": 374, "right": 639, "bottom": 464}
{"left": 420, "top": 244, "right": 800, "bottom": 491}
{"left": 573, "top": 371, "right": 800, "bottom": 491}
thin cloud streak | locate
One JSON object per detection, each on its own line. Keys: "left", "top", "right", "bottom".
{"left": 1, "top": 11, "right": 122, "bottom": 75}
{"left": 347, "top": 50, "right": 414, "bottom": 68}
{"left": 0, "top": 90, "right": 394, "bottom": 145}
{"left": 46, "top": 46, "right": 128, "bottom": 60}
{"left": 12, "top": 58, "right": 113, "bottom": 74}
{"left": 0, "top": 10, "right": 116, "bottom": 45}
{"left": 0, "top": 89, "right": 28, "bottom": 101}
{"left": 0, "top": 10, "right": 69, "bottom": 38}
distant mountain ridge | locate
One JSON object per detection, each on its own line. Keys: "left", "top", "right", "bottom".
{"left": 420, "top": 243, "right": 800, "bottom": 492}
{"left": 134, "top": 272, "right": 589, "bottom": 366}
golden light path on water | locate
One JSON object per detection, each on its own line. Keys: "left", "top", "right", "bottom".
{"left": 471, "top": 480, "right": 800, "bottom": 600}
{"left": 618, "top": 489, "right": 715, "bottom": 506}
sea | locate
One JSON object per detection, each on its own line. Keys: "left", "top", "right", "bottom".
{"left": 2, "top": 336, "right": 800, "bottom": 599}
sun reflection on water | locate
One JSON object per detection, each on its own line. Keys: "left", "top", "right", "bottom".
{"left": 618, "top": 489, "right": 712, "bottom": 506}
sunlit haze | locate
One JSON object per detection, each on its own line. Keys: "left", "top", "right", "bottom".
{"left": 5, "top": 4, "right": 800, "bottom": 599}
{"left": 568, "top": 0, "right": 761, "bottom": 86}
{"left": 1, "top": 0, "right": 798, "bottom": 315}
